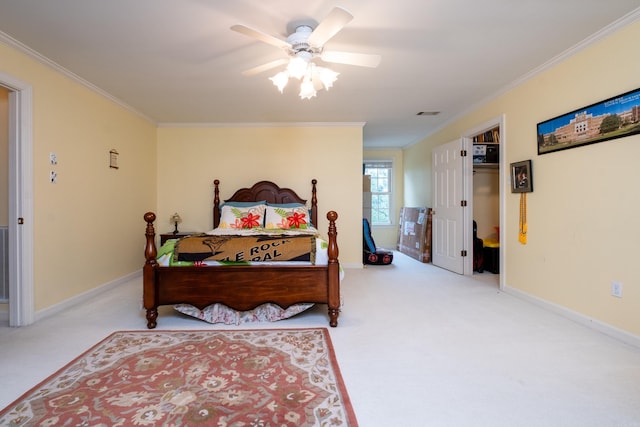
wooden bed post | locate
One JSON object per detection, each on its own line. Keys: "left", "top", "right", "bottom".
{"left": 213, "top": 179, "right": 220, "bottom": 229}
{"left": 143, "top": 212, "right": 158, "bottom": 329}
{"left": 326, "top": 210, "right": 340, "bottom": 327}
{"left": 311, "top": 179, "right": 318, "bottom": 228}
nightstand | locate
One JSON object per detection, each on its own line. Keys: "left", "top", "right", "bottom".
{"left": 160, "top": 232, "right": 197, "bottom": 245}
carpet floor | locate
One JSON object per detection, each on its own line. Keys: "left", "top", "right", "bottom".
{"left": 0, "top": 328, "right": 357, "bottom": 427}
{"left": 2, "top": 252, "right": 640, "bottom": 426}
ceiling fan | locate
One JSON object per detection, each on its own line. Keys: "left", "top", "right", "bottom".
{"left": 231, "top": 7, "right": 381, "bottom": 99}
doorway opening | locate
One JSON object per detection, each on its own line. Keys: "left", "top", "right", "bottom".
{"left": 464, "top": 115, "right": 505, "bottom": 290}
{"left": 0, "top": 72, "right": 34, "bottom": 327}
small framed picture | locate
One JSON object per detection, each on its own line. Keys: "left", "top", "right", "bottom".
{"left": 109, "top": 149, "right": 119, "bottom": 169}
{"left": 511, "top": 160, "right": 533, "bottom": 193}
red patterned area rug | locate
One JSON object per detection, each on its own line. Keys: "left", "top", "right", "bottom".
{"left": 0, "top": 328, "right": 358, "bottom": 426}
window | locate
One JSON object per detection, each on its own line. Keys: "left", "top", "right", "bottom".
{"left": 364, "top": 160, "right": 393, "bottom": 225}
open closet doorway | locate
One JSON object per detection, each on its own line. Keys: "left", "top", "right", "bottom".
{"left": 0, "top": 72, "right": 34, "bottom": 327}
{"left": 466, "top": 115, "right": 505, "bottom": 288}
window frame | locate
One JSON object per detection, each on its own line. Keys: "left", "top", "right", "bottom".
{"left": 363, "top": 160, "right": 394, "bottom": 226}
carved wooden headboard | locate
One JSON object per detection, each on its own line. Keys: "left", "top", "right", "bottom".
{"left": 212, "top": 179, "right": 318, "bottom": 228}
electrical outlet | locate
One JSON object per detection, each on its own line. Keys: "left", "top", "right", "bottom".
{"left": 50, "top": 170, "right": 57, "bottom": 183}
{"left": 611, "top": 281, "right": 623, "bottom": 298}
{"left": 49, "top": 152, "right": 57, "bottom": 165}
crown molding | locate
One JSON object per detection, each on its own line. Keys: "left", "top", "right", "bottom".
{"left": 157, "top": 122, "right": 366, "bottom": 128}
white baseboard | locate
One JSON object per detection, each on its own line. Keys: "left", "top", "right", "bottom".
{"left": 502, "top": 284, "right": 640, "bottom": 349}
{"left": 35, "top": 270, "right": 142, "bottom": 322}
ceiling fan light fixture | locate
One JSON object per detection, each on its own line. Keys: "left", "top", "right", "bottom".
{"left": 232, "top": 7, "right": 380, "bottom": 101}
{"left": 269, "top": 71, "right": 289, "bottom": 93}
{"left": 269, "top": 58, "right": 339, "bottom": 99}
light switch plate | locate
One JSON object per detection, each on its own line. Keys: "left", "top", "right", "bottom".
{"left": 611, "top": 281, "right": 623, "bottom": 298}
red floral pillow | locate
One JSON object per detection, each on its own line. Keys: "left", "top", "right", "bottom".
{"left": 264, "top": 205, "right": 309, "bottom": 229}
{"left": 218, "top": 204, "right": 266, "bottom": 229}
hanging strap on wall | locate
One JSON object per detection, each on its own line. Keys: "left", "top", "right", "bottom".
{"left": 519, "top": 193, "right": 527, "bottom": 244}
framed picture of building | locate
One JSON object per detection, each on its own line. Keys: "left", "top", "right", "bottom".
{"left": 537, "top": 87, "right": 640, "bottom": 155}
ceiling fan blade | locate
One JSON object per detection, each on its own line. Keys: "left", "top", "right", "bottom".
{"left": 307, "top": 7, "right": 354, "bottom": 47}
{"left": 231, "top": 24, "right": 291, "bottom": 50}
{"left": 320, "top": 51, "right": 381, "bottom": 68}
{"left": 242, "top": 59, "right": 288, "bottom": 76}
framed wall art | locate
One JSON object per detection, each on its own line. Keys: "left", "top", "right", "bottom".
{"left": 511, "top": 160, "right": 533, "bottom": 193}
{"left": 109, "top": 149, "right": 119, "bottom": 169}
{"left": 537, "top": 87, "right": 640, "bottom": 155}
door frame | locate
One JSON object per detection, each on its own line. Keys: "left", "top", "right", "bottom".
{"left": 462, "top": 115, "right": 506, "bottom": 288}
{"left": 1, "top": 71, "right": 34, "bottom": 326}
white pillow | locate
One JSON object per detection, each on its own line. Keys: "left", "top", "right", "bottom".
{"left": 218, "top": 204, "right": 266, "bottom": 229}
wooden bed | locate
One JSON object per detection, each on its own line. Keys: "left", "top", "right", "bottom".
{"left": 143, "top": 179, "right": 341, "bottom": 328}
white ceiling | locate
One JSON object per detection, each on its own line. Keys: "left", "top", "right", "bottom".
{"left": 0, "top": 1, "right": 638, "bottom": 148}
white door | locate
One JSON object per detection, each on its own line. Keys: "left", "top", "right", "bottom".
{"left": 432, "top": 139, "right": 466, "bottom": 274}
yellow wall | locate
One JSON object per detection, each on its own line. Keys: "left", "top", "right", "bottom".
{"left": 405, "top": 20, "right": 640, "bottom": 336}
{"left": 363, "top": 148, "right": 404, "bottom": 248}
{"left": 157, "top": 126, "right": 363, "bottom": 265}
{"left": 0, "top": 42, "right": 157, "bottom": 311}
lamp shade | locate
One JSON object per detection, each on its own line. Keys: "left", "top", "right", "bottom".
{"left": 316, "top": 67, "right": 339, "bottom": 90}
{"left": 269, "top": 71, "right": 289, "bottom": 93}
{"left": 299, "top": 78, "right": 317, "bottom": 99}
{"left": 287, "top": 56, "right": 309, "bottom": 80}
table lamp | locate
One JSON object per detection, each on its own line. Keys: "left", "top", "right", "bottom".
{"left": 170, "top": 213, "right": 182, "bottom": 234}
